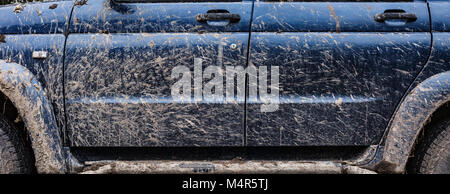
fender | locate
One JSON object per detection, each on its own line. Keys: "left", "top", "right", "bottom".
{"left": 377, "top": 71, "right": 450, "bottom": 173}
{"left": 0, "top": 60, "right": 76, "bottom": 173}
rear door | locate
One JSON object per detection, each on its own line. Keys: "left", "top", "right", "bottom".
{"left": 247, "top": 0, "right": 431, "bottom": 146}
{"left": 64, "top": 0, "right": 252, "bottom": 146}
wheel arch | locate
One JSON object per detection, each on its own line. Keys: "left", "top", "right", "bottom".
{"left": 376, "top": 71, "right": 450, "bottom": 173}
{"left": 0, "top": 60, "right": 73, "bottom": 173}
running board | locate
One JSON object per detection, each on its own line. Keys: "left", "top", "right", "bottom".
{"left": 80, "top": 160, "right": 376, "bottom": 174}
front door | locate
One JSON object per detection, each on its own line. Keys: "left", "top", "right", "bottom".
{"left": 64, "top": 0, "right": 253, "bottom": 146}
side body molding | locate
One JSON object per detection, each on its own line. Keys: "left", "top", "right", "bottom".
{"left": 0, "top": 60, "right": 72, "bottom": 173}
{"left": 379, "top": 71, "right": 450, "bottom": 173}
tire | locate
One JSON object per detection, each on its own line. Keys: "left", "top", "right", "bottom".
{"left": 0, "top": 116, "right": 34, "bottom": 174}
{"left": 408, "top": 118, "right": 450, "bottom": 174}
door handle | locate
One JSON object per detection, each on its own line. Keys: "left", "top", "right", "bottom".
{"left": 374, "top": 11, "right": 417, "bottom": 23}
{"left": 196, "top": 13, "right": 241, "bottom": 23}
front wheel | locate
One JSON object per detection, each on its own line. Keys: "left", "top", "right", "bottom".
{"left": 0, "top": 116, "right": 34, "bottom": 174}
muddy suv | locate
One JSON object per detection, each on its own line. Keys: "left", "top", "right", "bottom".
{"left": 0, "top": 0, "right": 448, "bottom": 174}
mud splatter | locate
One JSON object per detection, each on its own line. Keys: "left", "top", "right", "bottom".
{"left": 80, "top": 160, "right": 376, "bottom": 174}
{"left": 327, "top": 3, "right": 341, "bottom": 33}
{"left": 74, "top": 0, "right": 88, "bottom": 6}
{"left": 49, "top": 4, "right": 58, "bottom": 10}
{"left": 13, "top": 4, "right": 24, "bottom": 13}
{"left": 36, "top": 8, "right": 42, "bottom": 16}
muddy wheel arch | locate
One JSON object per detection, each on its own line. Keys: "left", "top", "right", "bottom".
{"left": 376, "top": 71, "right": 450, "bottom": 173}
{"left": 0, "top": 60, "right": 79, "bottom": 173}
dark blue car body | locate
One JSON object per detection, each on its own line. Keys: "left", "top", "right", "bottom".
{"left": 0, "top": 0, "right": 448, "bottom": 173}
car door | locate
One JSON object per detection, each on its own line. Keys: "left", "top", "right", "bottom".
{"left": 64, "top": 0, "right": 252, "bottom": 146}
{"left": 247, "top": 0, "right": 431, "bottom": 146}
